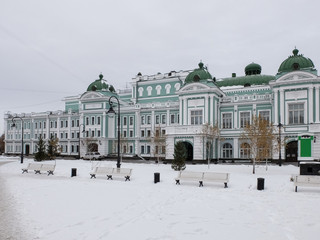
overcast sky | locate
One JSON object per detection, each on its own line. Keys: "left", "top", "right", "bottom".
{"left": 1, "top": 0, "right": 320, "bottom": 134}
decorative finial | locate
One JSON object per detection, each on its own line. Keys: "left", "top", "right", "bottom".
{"left": 198, "top": 61, "right": 204, "bottom": 69}
{"left": 293, "top": 48, "right": 299, "bottom": 56}
{"left": 99, "top": 73, "right": 103, "bottom": 80}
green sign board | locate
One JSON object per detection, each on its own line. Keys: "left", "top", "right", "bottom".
{"left": 298, "top": 136, "right": 313, "bottom": 157}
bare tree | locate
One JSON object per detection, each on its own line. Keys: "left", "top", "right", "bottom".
{"left": 149, "top": 126, "right": 167, "bottom": 163}
{"left": 199, "top": 122, "right": 220, "bottom": 168}
{"left": 112, "top": 133, "right": 129, "bottom": 162}
{"left": 0, "top": 133, "right": 4, "bottom": 154}
{"left": 241, "top": 115, "right": 278, "bottom": 174}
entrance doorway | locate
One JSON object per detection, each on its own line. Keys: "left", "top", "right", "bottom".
{"left": 25, "top": 144, "right": 30, "bottom": 156}
{"left": 182, "top": 142, "right": 193, "bottom": 161}
{"left": 87, "top": 143, "right": 98, "bottom": 152}
{"left": 286, "top": 141, "right": 298, "bottom": 162}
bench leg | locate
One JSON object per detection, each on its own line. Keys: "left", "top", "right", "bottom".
{"left": 175, "top": 180, "right": 180, "bottom": 185}
{"left": 295, "top": 186, "right": 297, "bottom": 192}
{"left": 47, "top": 171, "right": 54, "bottom": 176}
{"left": 224, "top": 183, "right": 228, "bottom": 188}
{"left": 125, "top": 176, "right": 130, "bottom": 181}
{"left": 107, "top": 175, "right": 113, "bottom": 180}
{"left": 199, "top": 181, "right": 203, "bottom": 187}
{"left": 35, "top": 170, "right": 41, "bottom": 174}
{"left": 22, "top": 169, "right": 28, "bottom": 174}
{"left": 90, "top": 174, "right": 96, "bottom": 179}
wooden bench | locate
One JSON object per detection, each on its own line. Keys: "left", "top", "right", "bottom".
{"left": 90, "top": 166, "right": 113, "bottom": 179}
{"left": 40, "top": 164, "right": 56, "bottom": 176}
{"left": 175, "top": 171, "right": 230, "bottom": 187}
{"left": 22, "top": 163, "right": 42, "bottom": 174}
{"left": 293, "top": 175, "right": 320, "bottom": 192}
{"left": 202, "top": 172, "right": 229, "bottom": 188}
{"left": 107, "top": 168, "right": 132, "bottom": 181}
{"left": 175, "top": 171, "right": 204, "bottom": 187}
{"left": 22, "top": 163, "right": 55, "bottom": 176}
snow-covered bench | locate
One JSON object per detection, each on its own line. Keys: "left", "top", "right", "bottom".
{"left": 175, "top": 171, "right": 204, "bottom": 186}
{"left": 293, "top": 175, "right": 320, "bottom": 192}
{"left": 107, "top": 168, "right": 132, "bottom": 181}
{"left": 90, "top": 166, "right": 113, "bottom": 179}
{"left": 175, "top": 171, "right": 230, "bottom": 187}
{"left": 202, "top": 172, "right": 229, "bottom": 188}
{"left": 90, "top": 167, "right": 132, "bottom": 181}
{"left": 22, "top": 163, "right": 55, "bottom": 175}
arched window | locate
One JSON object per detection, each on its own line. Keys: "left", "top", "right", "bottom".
{"left": 240, "top": 143, "right": 250, "bottom": 159}
{"left": 222, "top": 143, "right": 233, "bottom": 158}
{"left": 156, "top": 85, "right": 161, "bottom": 95}
{"left": 165, "top": 84, "right": 171, "bottom": 94}
{"left": 138, "top": 87, "right": 143, "bottom": 97}
{"left": 147, "top": 86, "right": 152, "bottom": 96}
{"left": 174, "top": 83, "right": 181, "bottom": 91}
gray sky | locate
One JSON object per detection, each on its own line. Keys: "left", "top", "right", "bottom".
{"left": 1, "top": 0, "right": 320, "bottom": 134}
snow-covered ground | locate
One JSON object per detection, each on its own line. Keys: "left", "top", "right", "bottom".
{"left": 0, "top": 157, "right": 319, "bottom": 240}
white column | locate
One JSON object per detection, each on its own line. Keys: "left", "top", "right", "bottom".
{"left": 184, "top": 97, "right": 188, "bottom": 125}
{"left": 274, "top": 90, "right": 279, "bottom": 125}
{"left": 279, "top": 90, "right": 284, "bottom": 124}
{"left": 309, "top": 87, "right": 314, "bottom": 123}
{"left": 234, "top": 138, "right": 239, "bottom": 158}
{"left": 179, "top": 98, "right": 183, "bottom": 125}
{"left": 316, "top": 87, "right": 320, "bottom": 123}
{"left": 205, "top": 96, "right": 209, "bottom": 123}
{"left": 234, "top": 106, "right": 238, "bottom": 129}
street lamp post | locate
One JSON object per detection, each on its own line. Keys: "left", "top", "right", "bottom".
{"left": 278, "top": 122, "right": 283, "bottom": 166}
{"left": 78, "top": 123, "right": 85, "bottom": 159}
{"left": 11, "top": 116, "right": 24, "bottom": 164}
{"left": 107, "top": 96, "right": 121, "bottom": 168}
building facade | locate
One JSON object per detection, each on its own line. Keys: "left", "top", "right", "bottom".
{"left": 4, "top": 49, "right": 320, "bottom": 162}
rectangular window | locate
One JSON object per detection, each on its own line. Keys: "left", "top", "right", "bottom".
{"left": 240, "top": 112, "right": 251, "bottom": 128}
{"left": 86, "top": 117, "right": 89, "bottom": 125}
{"left": 123, "top": 117, "right": 127, "bottom": 126}
{"left": 97, "top": 130, "right": 101, "bottom": 137}
{"left": 259, "top": 110, "right": 270, "bottom": 122}
{"left": 191, "top": 110, "right": 203, "bottom": 125}
{"left": 60, "top": 133, "right": 63, "bottom": 139}
{"left": 72, "top": 132, "right": 75, "bottom": 138}
{"left": 43, "top": 122, "right": 46, "bottom": 129}
{"left": 177, "top": 114, "right": 180, "bottom": 124}
{"left": 222, "top": 113, "right": 232, "bottom": 129}
{"left": 130, "top": 145, "right": 133, "bottom": 153}
{"left": 141, "top": 116, "right": 145, "bottom": 125}
{"left": 91, "top": 131, "right": 94, "bottom": 137}
{"left": 162, "top": 129, "right": 166, "bottom": 136}
{"left": 72, "top": 120, "right": 75, "bottom": 127}
{"left": 39, "top": 122, "right": 42, "bottom": 129}
{"left": 147, "top": 130, "right": 151, "bottom": 137}
{"left": 97, "top": 117, "right": 101, "bottom": 125}
{"left": 123, "top": 130, "right": 127, "bottom": 138}
{"left": 60, "top": 121, "right": 63, "bottom": 128}
{"left": 129, "top": 130, "right": 133, "bottom": 137}
{"left": 65, "top": 120, "right": 68, "bottom": 128}
{"left": 141, "top": 146, "right": 145, "bottom": 154}
{"left": 147, "top": 145, "right": 151, "bottom": 154}
{"left": 50, "top": 121, "right": 53, "bottom": 128}
{"left": 289, "top": 103, "right": 304, "bottom": 124}
{"left": 141, "top": 130, "right": 145, "bottom": 137}
{"left": 161, "top": 115, "right": 166, "bottom": 124}
{"left": 65, "top": 133, "right": 68, "bottom": 139}
{"left": 147, "top": 115, "right": 151, "bottom": 124}
{"left": 91, "top": 117, "right": 95, "bottom": 125}
{"left": 72, "top": 145, "right": 74, "bottom": 153}
{"left": 170, "top": 114, "right": 175, "bottom": 124}
{"left": 155, "top": 115, "right": 160, "bottom": 124}
{"left": 76, "top": 119, "right": 79, "bottom": 127}
{"left": 35, "top": 122, "right": 38, "bottom": 129}
{"left": 129, "top": 116, "right": 134, "bottom": 125}
{"left": 55, "top": 121, "right": 57, "bottom": 128}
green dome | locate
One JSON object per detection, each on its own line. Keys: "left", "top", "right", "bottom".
{"left": 185, "top": 62, "right": 213, "bottom": 84}
{"left": 87, "top": 74, "right": 116, "bottom": 92}
{"left": 245, "top": 62, "right": 261, "bottom": 75}
{"left": 278, "top": 48, "right": 315, "bottom": 74}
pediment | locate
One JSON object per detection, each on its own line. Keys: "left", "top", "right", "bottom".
{"left": 81, "top": 92, "right": 105, "bottom": 100}
{"left": 277, "top": 71, "right": 317, "bottom": 82}
{"left": 178, "top": 83, "right": 210, "bottom": 93}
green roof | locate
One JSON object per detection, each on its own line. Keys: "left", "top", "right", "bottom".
{"left": 87, "top": 74, "right": 116, "bottom": 92}
{"left": 277, "top": 48, "right": 316, "bottom": 76}
{"left": 217, "top": 74, "right": 275, "bottom": 87}
{"left": 245, "top": 62, "right": 261, "bottom": 75}
{"left": 185, "top": 62, "right": 212, "bottom": 84}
